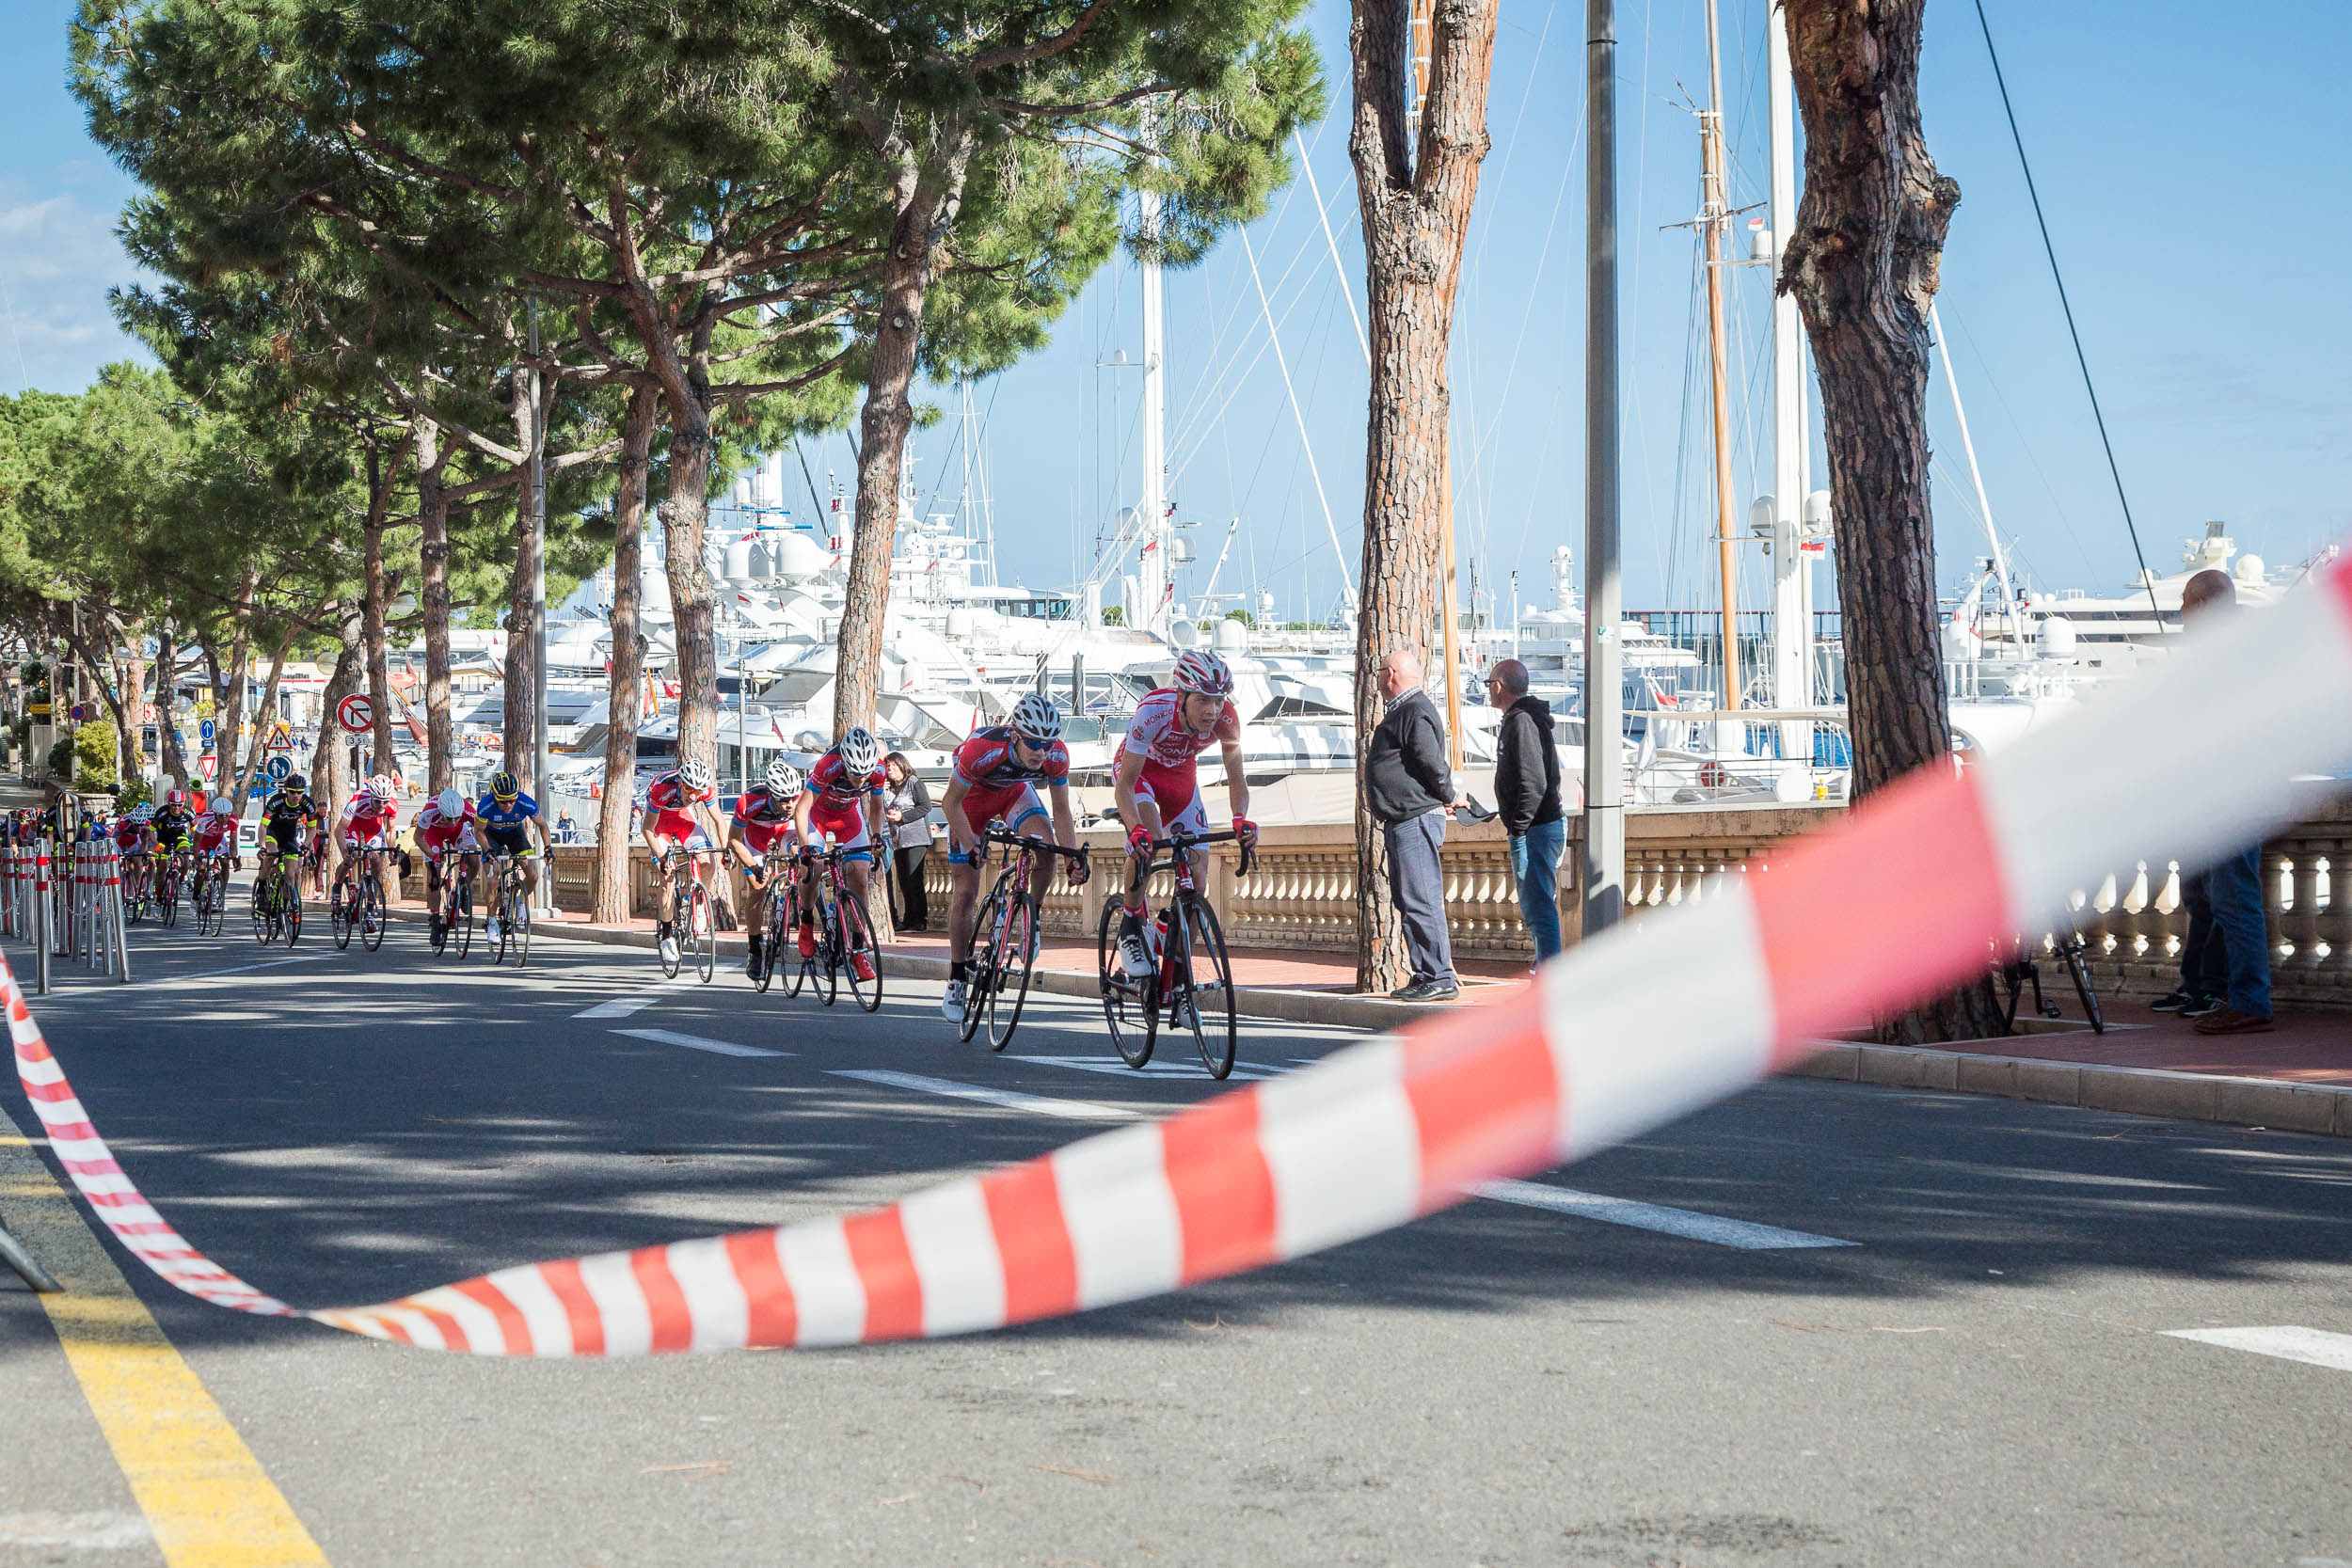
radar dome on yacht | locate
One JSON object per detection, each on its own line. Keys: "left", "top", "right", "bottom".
{"left": 2234, "top": 554, "right": 2265, "bottom": 582}
{"left": 945, "top": 607, "right": 977, "bottom": 639}
{"left": 723, "top": 537, "right": 756, "bottom": 582}
{"left": 2037, "top": 616, "right": 2077, "bottom": 660}
{"left": 766, "top": 531, "right": 830, "bottom": 580}
{"left": 1213, "top": 616, "right": 1248, "bottom": 655}
{"left": 1170, "top": 619, "right": 1201, "bottom": 649}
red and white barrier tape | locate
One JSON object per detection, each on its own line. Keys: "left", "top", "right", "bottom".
{"left": 12, "top": 562, "right": 2352, "bottom": 1354}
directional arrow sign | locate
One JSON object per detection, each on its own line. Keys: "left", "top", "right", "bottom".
{"left": 199, "top": 719, "right": 215, "bottom": 743}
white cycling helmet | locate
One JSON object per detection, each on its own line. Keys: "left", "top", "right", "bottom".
{"left": 435, "top": 786, "right": 464, "bottom": 817}
{"left": 1172, "top": 648, "right": 1234, "bottom": 698}
{"left": 1010, "top": 691, "right": 1065, "bottom": 743}
{"left": 128, "top": 802, "right": 153, "bottom": 824}
{"left": 209, "top": 793, "right": 232, "bottom": 815}
{"left": 677, "top": 758, "right": 714, "bottom": 794}
{"left": 765, "top": 758, "right": 804, "bottom": 798}
{"left": 371, "top": 774, "right": 397, "bottom": 799}
{"left": 836, "top": 726, "right": 882, "bottom": 776}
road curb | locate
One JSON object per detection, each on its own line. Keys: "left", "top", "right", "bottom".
{"left": 372, "top": 906, "right": 2347, "bottom": 1137}
{"left": 1785, "top": 1041, "right": 2352, "bottom": 1139}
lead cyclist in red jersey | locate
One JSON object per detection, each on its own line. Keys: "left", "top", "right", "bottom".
{"left": 1111, "top": 648, "right": 1257, "bottom": 976}
{"left": 725, "top": 758, "right": 803, "bottom": 980}
{"left": 642, "top": 758, "right": 723, "bottom": 968}
{"left": 940, "top": 692, "right": 1089, "bottom": 1022}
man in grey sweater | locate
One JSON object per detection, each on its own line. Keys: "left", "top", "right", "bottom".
{"left": 1364, "top": 648, "right": 1465, "bottom": 1001}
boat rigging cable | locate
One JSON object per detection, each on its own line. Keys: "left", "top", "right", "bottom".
{"left": 1970, "top": 0, "right": 2164, "bottom": 625}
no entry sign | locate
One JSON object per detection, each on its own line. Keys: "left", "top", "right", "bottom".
{"left": 336, "top": 693, "right": 373, "bottom": 736}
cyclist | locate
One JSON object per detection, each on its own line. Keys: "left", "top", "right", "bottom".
{"left": 193, "top": 792, "right": 241, "bottom": 880}
{"left": 256, "top": 773, "right": 316, "bottom": 919}
{"left": 110, "top": 802, "right": 155, "bottom": 907}
{"left": 940, "top": 692, "right": 1087, "bottom": 1023}
{"left": 414, "top": 786, "right": 482, "bottom": 945}
{"left": 474, "top": 769, "right": 548, "bottom": 946}
{"left": 790, "top": 725, "right": 885, "bottom": 983}
{"left": 333, "top": 780, "right": 400, "bottom": 916}
{"left": 151, "top": 789, "right": 197, "bottom": 888}
{"left": 725, "top": 759, "right": 803, "bottom": 981}
{"left": 642, "top": 757, "right": 723, "bottom": 969}
{"left": 1111, "top": 648, "right": 1258, "bottom": 978}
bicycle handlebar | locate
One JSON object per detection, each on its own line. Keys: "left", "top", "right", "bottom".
{"left": 1131, "top": 827, "right": 1257, "bottom": 878}
{"left": 977, "top": 830, "right": 1090, "bottom": 867}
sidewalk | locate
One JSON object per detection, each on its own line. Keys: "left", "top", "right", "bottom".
{"left": 413, "top": 894, "right": 2350, "bottom": 1135}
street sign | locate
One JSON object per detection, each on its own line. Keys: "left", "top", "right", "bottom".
{"left": 198, "top": 752, "right": 216, "bottom": 782}
{"left": 199, "top": 719, "right": 215, "bottom": 743}
{"left": 142, "top": 703, "right": 157, "bottom": 722}
{"left": 336, "top": 693, "right": 373, "bottom": 736}
{"left": 265, "top": 721, "right": 293, "bottom": 752}
{"left": 264, "top": 755, "right": 291, "bottom": 783}
{"left": 69, "top": 704, "right": 87, "bottom": 723}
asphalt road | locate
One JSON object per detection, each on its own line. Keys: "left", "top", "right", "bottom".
{"left": 3, "top": 908, "right": 2350, "bottom": 1568}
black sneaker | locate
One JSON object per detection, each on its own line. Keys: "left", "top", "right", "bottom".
{"left": 2149, "top": 990, "right": 2196, "bottom": 1013}
{"left": 2178, "top": 993, "right": 2224, "bottom": 1019}
{"left": 1394, "top": 978, "right": 1461, "bottom": 1003}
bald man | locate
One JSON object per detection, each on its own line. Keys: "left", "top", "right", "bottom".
{"left": 1364, "top": 648, "right": 1465, "bottom": 1000}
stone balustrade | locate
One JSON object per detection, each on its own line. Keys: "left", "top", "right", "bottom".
{"left": 551, "top": 790, "right": 2352, "bottom": 1007}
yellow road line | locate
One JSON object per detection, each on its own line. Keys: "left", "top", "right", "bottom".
{"left": 0, "top": 1111, "right": 329, "bottom": 1567}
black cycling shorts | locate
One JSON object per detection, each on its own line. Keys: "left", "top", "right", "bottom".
{"left": 483, "top": 823, "right": 535, "bottom": 859}
{"left": 263, "top": 818, "right": 303, "bottom": 853}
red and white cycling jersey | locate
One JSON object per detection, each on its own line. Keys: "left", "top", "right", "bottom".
{"left": 338, "top": 795, "right": 398, "bottom": 846}
{"left": 807, "top": 752, "right": 886, "bottom": 805}
{"left": 643, "top": 768, "right": 714, "bottom": 845}
{"left": 194, "top": 811, "right": 236, "bottom": 853}
{"left": 730, "top": 785, "right": 800, "bottom": 855}
{"left": 110, "top": 817, "right": 146, "bottom": 851}
{"left": 414, "top": 798, "right": 478, "bottom": 854}
{"left": 1120, "top": 688, "right": 1241, "bottom": 769}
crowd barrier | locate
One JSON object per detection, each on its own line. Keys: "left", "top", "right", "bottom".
{"left": 1, "top": 837, "right": 129, "bottom": 991}
{"left": 9, "top": 557, "right": 2352, "bottom": 1354}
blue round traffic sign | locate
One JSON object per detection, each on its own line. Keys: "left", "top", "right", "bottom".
{"left": 69, "top": 704, "right": 87, "bottom": 722}
{"left": 199, "top": 719, "right": 216, "bottom": 742}
{"left": 264, "top": 756, "right": 291, "bottom": 783}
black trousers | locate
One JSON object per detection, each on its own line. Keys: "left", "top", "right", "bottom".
{"left": 893, "top": 845, "right": 930, "bottom": 931}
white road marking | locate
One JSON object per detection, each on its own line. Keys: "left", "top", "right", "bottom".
{"left": 829, "top": 1069, "right": 1139, "bottom": 1122}
{"left": 2163, "top": 1325, "right": 2352, "bottom": 1373}
{"left": 1473, "top": 1179, "right": 1860, "bottom": 1250}
{"left": 1018, "top": 1053, "right": 1284, "bottom": 1084}
{"left": 23, "top": 950, "right": 337, "bottom": 998}
{"left": 609, "top": 1027, "right": 788, "bottom": 1058}
{"left": 0, "top": 1513, "right": 154, "bottom": 1549}
{"left": 573, "top": 977, "right": 693, "bottom": 1019}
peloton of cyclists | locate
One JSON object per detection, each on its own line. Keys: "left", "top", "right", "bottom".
{"left": 1112, "top": 649, "right": 1258, "bottom": 978}
{"left": 724, "top": 759, "right": 803, "bottom": 982}
{"left": 939, "top": 692, "right": 1088, "bottom": 1023}
{"left": 414, "top": 786, "right": 482, "bottom": 947}
{"left": 790, "top": 726, "right": 885, "bottom": 984}
{"left": 642, "top": 757, "right": 723, "bottom": 970}
{"left": 475, "top": 770, "right": 549, "bottom": 945}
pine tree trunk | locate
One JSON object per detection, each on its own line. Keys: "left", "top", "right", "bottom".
{"left": 121, "top": 643, "right": 146, "bottom": 784}
{"left": 1782, "top": 0, "right": 2006, "bottom": 1044}
{"left": 314, "top": 601, "right": 364, "bottom": 892}
{"left": 503, "top": 365, "right": 543, "bottom": 785}
{"left": 361, "top": 443, "right": 399, "bottom": 780}
{"left": 834, "top": 154, "right": 973, "bottom": 737}
{"left": 1346, "top": 0, "right": 1497, "bottom": 993}
{"left": 596, "top": 386, "right": 658, "bottom": 926}
{"left": 658, "top": 391, "right": 721, "bottom": 780}
{"left": 154, "top": 618, "right": 186, "bottom": 792}
{"left": 417, "top": 417, "right": 457, "bottom": 795}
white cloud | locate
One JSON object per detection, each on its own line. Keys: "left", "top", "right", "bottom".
{"left": 0, "top": 179, "right": 153, "bottom": 395}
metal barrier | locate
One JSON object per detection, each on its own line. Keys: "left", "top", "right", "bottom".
{"left": 2, "top": 834, "right": 127, "bottom": 991}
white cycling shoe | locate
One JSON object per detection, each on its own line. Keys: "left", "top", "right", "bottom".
{"left": 658, "top": 932, "right": 678, "bottom": 966}
{"left": 1117, "top": 929, "right": 1152, "bottom": 979}
{"left": 942, "top": 978, "right": 966, "bottom": 1022}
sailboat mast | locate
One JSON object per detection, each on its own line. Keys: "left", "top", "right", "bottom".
{"left": 1137, "top": 185, "right": 1171, "bottom": 639}
{"left": 1701, "top": 0, "right": 1741, "bottom": 715}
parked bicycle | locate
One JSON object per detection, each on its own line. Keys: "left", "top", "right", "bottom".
{"left": 961, "top": 830, "right": 1088, "bottom": 1050}
{"left": 1096, "top": 827, "right": 1254, "bottom": 1079}
{"left": 794, "top": 839, "right": 883, "bottom": 1012}
{"left": 1996, "top": 929, "right": 2106, "bottom": 1035}
{"left": 487, "top": 851, "right": 531, "bottom": 966}
{"left": 655, "top": 843, "right": 717, "bottom": 982}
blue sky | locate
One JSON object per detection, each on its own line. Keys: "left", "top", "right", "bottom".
{"left": 8, "top": 0, "right": 2348, "bottom": 618}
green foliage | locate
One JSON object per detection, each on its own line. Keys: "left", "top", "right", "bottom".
{"left": 74, "top": 721, "right": 119, "bottom": 790}
{"left": 115, "top": 778, "right": 154, "bottom": 812}
{"left": 44, "top": 736, "right": 73, "bottom": 782}
{"left": 1101, "top": 605, "right": 1125, "bottom": 627}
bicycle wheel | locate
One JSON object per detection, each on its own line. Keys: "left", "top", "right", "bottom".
{"left": 839, "top": 885, "right": 881, "bottom": 1013}
{"left": 1097, "top": 900, "right": 1155, "bottom": 1069}
{"left": 250, "top": 875, "right": 275, "bottom": 945}
{"left": 808, "top": 891, "right": 840, "bottom": 1006}
{"left": 505, "top": 871, "right": 531, "bottom": 967}
{"left": 202, "top": 867, "right": 227, "bottom": 937}
{"left": 755, "top": 887, "right": 782, "bottom": 994}
{"left": 691, "top": 881, "right": 715, "bottom": 984}
{"left": 282, "top": 871, "right": 301, "bottom": 946}
{"left": 159, "top": 867, "right": 179, "bottom": 927}
{"left": 960, "top": 884, "right": 1007, "bottom": 1043}
{"left": 2058, "top": 935, "right": 2106, "bottom": 1035}
{"left": 1174, "top": 895, "right": 1239, "bottom": 1080}
{"left": 986, "top": 895, "right": 1038, "bottom": 1052}
{"left": 330, "top": 880, "right": 352, "bottom": 949}
{"left": 359, "top": 873, "right": 386, "bottom": 952}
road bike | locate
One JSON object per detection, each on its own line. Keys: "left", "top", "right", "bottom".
{"left": 298, "top": 835, "right": 326, "bottom": 900}
{"left": 429, "top": 845, "right": 476, "bottom": 959}
{"left": 120, "top": 849, "right": 151, "bottom": 925}
{"left": 331, "top": 852, "right": 389, "bottom": 953}
{"left": 154, "top": 846, "right": 190, "bottom": 927}
{"left": 750, "top": 844, "right": 803, "bottom": 996}
{"left": 1995, "top": 929, "right": 2106, "bottom": 1035}
{"left": 1096, "top": 827, "right": 1255, "bottom": 1080}
{"left": 192, "top": 852, "right": 231, "bottom": 938}
{"left": 961, "top": 830, "right": 1088, "bottom": 1051}
{"left": 250, "top": 850, "right": 301, "bottom": 946}
{"left": 794, "top": 841, "right": 882, "bottom": 1013}
{"left": 488, "top": 851, "right": 532, "bottom": 966}
{"left": 654, "top": 843, "right": 717, "bottom": 983}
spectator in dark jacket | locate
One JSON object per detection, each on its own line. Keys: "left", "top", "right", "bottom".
{"left": 1365, "top": 648, "right": 1465, "bottom": 1001}
{"left": 1486, "top": 659, "right": 1565, "bottom": 962}
{"left": 2179, "top": 569, "right": 2272, "bottom": 1036}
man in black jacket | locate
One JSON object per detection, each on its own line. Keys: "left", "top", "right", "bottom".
{"left": 1364, "top": 648, "right": 1465, "bottom": 1001}
{"left": 1486, "top": 659, "right": 1566, "bottom": 962}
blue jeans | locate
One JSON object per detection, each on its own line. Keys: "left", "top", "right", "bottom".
{"left": 1510, "top": 818, "right": 1566, "bottom": 963}
{"left": 2203, "top": 844, "right": 2272, "bottom": 1018}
